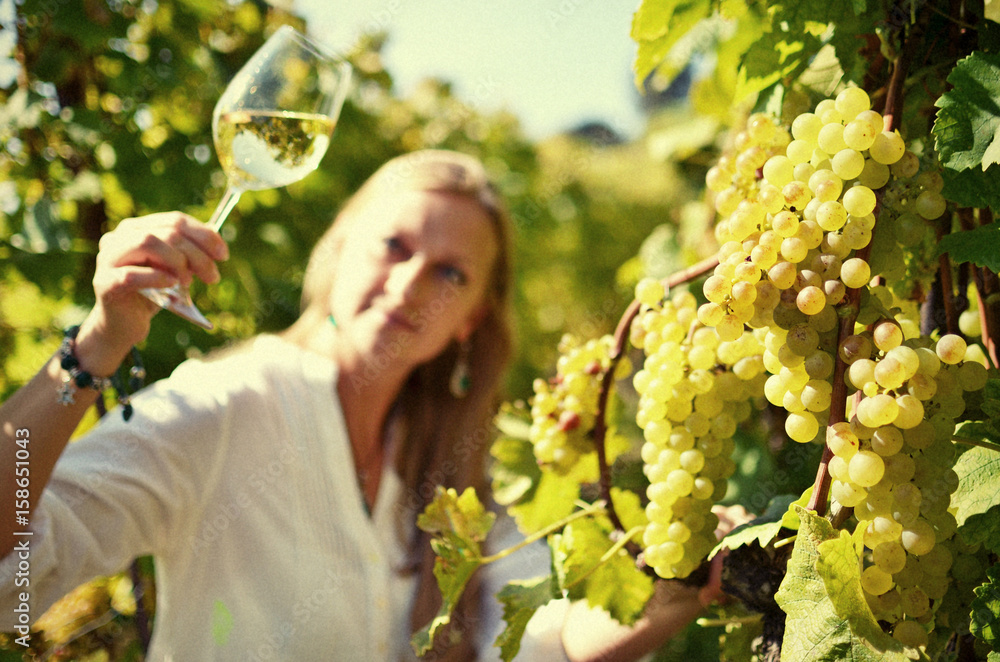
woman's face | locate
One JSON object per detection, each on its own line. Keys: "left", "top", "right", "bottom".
{"left": 328, "top": 188, "right": 499, "bottom": 375}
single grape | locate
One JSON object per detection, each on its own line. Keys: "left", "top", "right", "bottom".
{"left": 786, "top": 411, "right": 820, "bottom": 442}
{"left": 849, "top": 450, "right": 885, "bottom": 486}
{"left": 843, "top": 119, "right": 877, "bottom": 151}
{"left": 900, "top": 519, "right": 936, "bottom": 556}
{"left": 636, "top": 277, "right": 665, "bottom": 306}
{"left": 832, "top": 148, "right": 865, "bottom": 180}
{"left": 791, "top": 112, "right": 823, "bottom": 142}
{"left": 892, "top": 620, "right": 928, "bottom": 649}
{"left": 817, "top": 122, "right": 847, "bottom": 155}
{"left": 786, "top": 139, "right": 814, "bottom": 165}
{"left": 796, "top": 285, "right": 826, "bottom": 315}
{"left": 935, "top": 334, "right": 967, "bottom": 365}
{"left": 890, "top": 150, "right": 920, "bottom": 178}
{"left": 914, "top": 190, "right": 946, "bottom": 220}
{"left": 843, "top": 185, "right": 877, "bottom": 217}
{"left": 840, "top": 257, "right": 871, "bottom": 289}
{"left": 861, "top": 565, "right": 894, "bottom": 595}
{"left": 835, "top": 87, "right": 871, "bottom": 119}
{"left": 816, "top": 200, "right": 848, "bottom": 231}
{"left": 858, "top": 159, "right": 890, "bottom": 189}
{"left": 870, "top": 130, "right": 906, "bottom": 165}
{"left": 873, "top": 323, "right": 904, "bottom": 355}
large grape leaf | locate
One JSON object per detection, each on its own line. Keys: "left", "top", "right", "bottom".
{"left": 494, "top": 576, "right": 558, "bottom": 662}
{"left": 952, "top": 422, "right": 1000, "bottom": 553}
{"left": 952, "top": 415, "right": 1000, "bottom": 529}
{"left": 934, "top": 52, "right": 1000, "bottom": 172}
{"left": 509, "top": 470, "right": 580, "bottom": 535}
{"left": 411, "top": 487, "right": 496, "bottom": 656}
{"left": 551, "top": 517, "right": 654, "bottom": 626}
{"left": 737, "top": 31, "right": 820, "bottom": 102}
{"left": 972, "top": 565, "right": 1000, "bottom": 652}
{"left": 490, "top": 428, "right": 539, "bottom": 507}
{"left": 958, "top": 505, "right": 1000, "bottom": 553}
{"left": 709, "top": 492, "right": 807, "bottom": 560}
{"left": 774, "top": 508, "right": 912, "bottom": 662}
{"left": 631, "top": 0, "right": 712, "bottom": 88}
{"left": 936, "top": 222, "right": 1000, "bottom": 273}
{"left": 941, "top": 165, "right": 1000, "bottom": 210}
{"left": 767, "top": 0, "right": 876, "bottom": 87}
{"left": 489, "top": 412, "right": 580, "bottom": 535}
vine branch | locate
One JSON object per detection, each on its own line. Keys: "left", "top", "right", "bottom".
{"left": 806, "top": 37, "right": 912, "bottom": 517}
{"left": 593, "top": 255, "right": 720, "bottom": 534}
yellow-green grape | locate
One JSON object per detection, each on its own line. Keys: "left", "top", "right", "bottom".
{"left": 528, "top": 334, "right": 615, "bottom": 469}
{"left": 842, "top": 185, "right": 877, "bottom": 217}
{"left": 642, "top": 298, "right": 762, "bottom": 580}
{"left": 835, "top": 86, "right": 871, "bottom": 120}
{"left": 840, "top": 257, "right": 871, "bottom": 289}
{"left": 858, "top": 158, "right": 891, "bottom": 188}
{"left": 872, "top": 320, "right": 903, "bottom": 352}
{"left": 869, "top": 130, "right": 906, "bottom": 165}
{"left": 832, "top": 148, "right": 865, "bottom": 180}
{"left": 892, "top": 620, "right": 928, "bottom": 649}
{"left": 861, "top": 565, "right": 895, "bottom": 595}
{"left": 636, "top": 277, "right": 666, "bottom": 307}
{"left": 959, "top": 307, "right": 982, "bottom": 337}
{"left": 935, "top": 334, "right": 967, "bottom": 365}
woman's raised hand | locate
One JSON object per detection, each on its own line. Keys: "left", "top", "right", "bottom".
{"left": 79, "top": 213, "right": 228, "bottom": 371}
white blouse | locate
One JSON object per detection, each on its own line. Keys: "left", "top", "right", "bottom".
{"left": 0, "top": 335, "right": 419, "bottom": 660}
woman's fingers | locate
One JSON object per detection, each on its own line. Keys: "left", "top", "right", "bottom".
{"left": 97, "top": 212, "right": 228, "bottom": 290}
{"left": 85, "top": 212, "right": 229, "bottom": 350}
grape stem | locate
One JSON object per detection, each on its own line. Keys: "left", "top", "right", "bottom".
{"left": 479, "top": 500, "right": 609, "bottom": 565}
{"left": 936, "top": 221, "right": 959, "bottom": 335}
{"left": 962, "top": 207, "right": 1000, "bottom": 369}
{"left": 592, "top": 255, "right": 720, "bottom": 537}
{"left": 562, "top": 525, "right": 645, "bottom": 591}
{"left": 951, "top": 436, "right": 1000, "bottom": 454}
{"left": 806, "top": 42, "right": 912, "bottom": 517}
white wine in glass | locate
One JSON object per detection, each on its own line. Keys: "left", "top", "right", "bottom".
{"left": 142, "top": 25, "right": 351, "bottom": 329}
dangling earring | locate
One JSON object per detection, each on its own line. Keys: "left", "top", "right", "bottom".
{"left": 450, "top": 341, "right": 471, "bottom": 398}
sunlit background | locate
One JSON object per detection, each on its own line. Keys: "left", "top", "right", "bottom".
{"left": 295, "top": 1, "right": 646, "bottom": 140}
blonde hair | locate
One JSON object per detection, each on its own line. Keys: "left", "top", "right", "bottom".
{"left": 290, "top": 150, "right": 515, "bottom": 657}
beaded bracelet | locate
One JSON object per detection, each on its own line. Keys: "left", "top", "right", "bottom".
{"left": 57, "top": 325, "right": 145, "bottom": 421}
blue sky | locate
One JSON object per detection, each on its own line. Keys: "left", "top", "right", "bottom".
{"left": 294, "top": 1, "right": 646, "bottom": 140}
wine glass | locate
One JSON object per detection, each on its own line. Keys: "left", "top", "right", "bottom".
{"left": 141, "top": 25, "right": 352, "bottom": 329}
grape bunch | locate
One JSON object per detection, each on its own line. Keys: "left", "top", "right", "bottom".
{"left": 528, "top": 334, "right": 621, "bottom": 472}
{"left": 700, "top": 88, "right": 910, "bottom": 335}
{"left": 869, "top": 162, "right": 948, "bottom": 300}
{"left": 823, "top": 328, "right": 989, "bottom": 645}
{"left": 632, "top": 278, "right": 766, "bottom": 579}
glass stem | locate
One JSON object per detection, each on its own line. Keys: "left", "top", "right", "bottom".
{"left": 207, "top": 184, "right": 243, "bottom": 232}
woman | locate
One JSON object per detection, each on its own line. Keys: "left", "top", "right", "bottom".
{"left": 0, "top": 149, "right": 515, "bottom": 660}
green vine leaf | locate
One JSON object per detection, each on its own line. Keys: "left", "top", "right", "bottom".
{"left": 489, "top": 417, "right": 580, "bottom": 535}
{"left": 935, "top": 222, "right": 1000, "bottom": 273}
{"left": 631, "top": 0, "right": 712, "bottom": 89}
{"left": 490, "top": 422, "right": 540, "bottom": 507}
{"left": 551, "top": 517, "right": 654, "bottom": 626}
{"left": 941, "top": 165, "right": 1000, "bottom": 211}
{"left": 952, "top": 411, "right": 1000, "bottom": 554}
{"left": 610, "top": 486, "right": 649, "bottom": 533}
{"left": 934, "top": 51, "right": 1000, "bottom": 172}
{"left": 411, "top": 487, "right": 495, "bottom": 656}
{"left": 494, "top": 576, "right": 558, "bottom": 662}
{"left": 775, "top": 508, "right": 913, "bottom": 662}
{"left": 972, "top": 565, "right": 1000, "bottom": 652}
{"left": 509, "top": 470, "right": 580, "bottom": 535}
{"left": 952, "top": 444, "right": 1000, "bottom": 529}
{"left": 710, "top": 491, "right": 808, "bottom": 560}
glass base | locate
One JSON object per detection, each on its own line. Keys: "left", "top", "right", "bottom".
{"left": 141, "top": 285, "right": 214, "bottom": 330}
